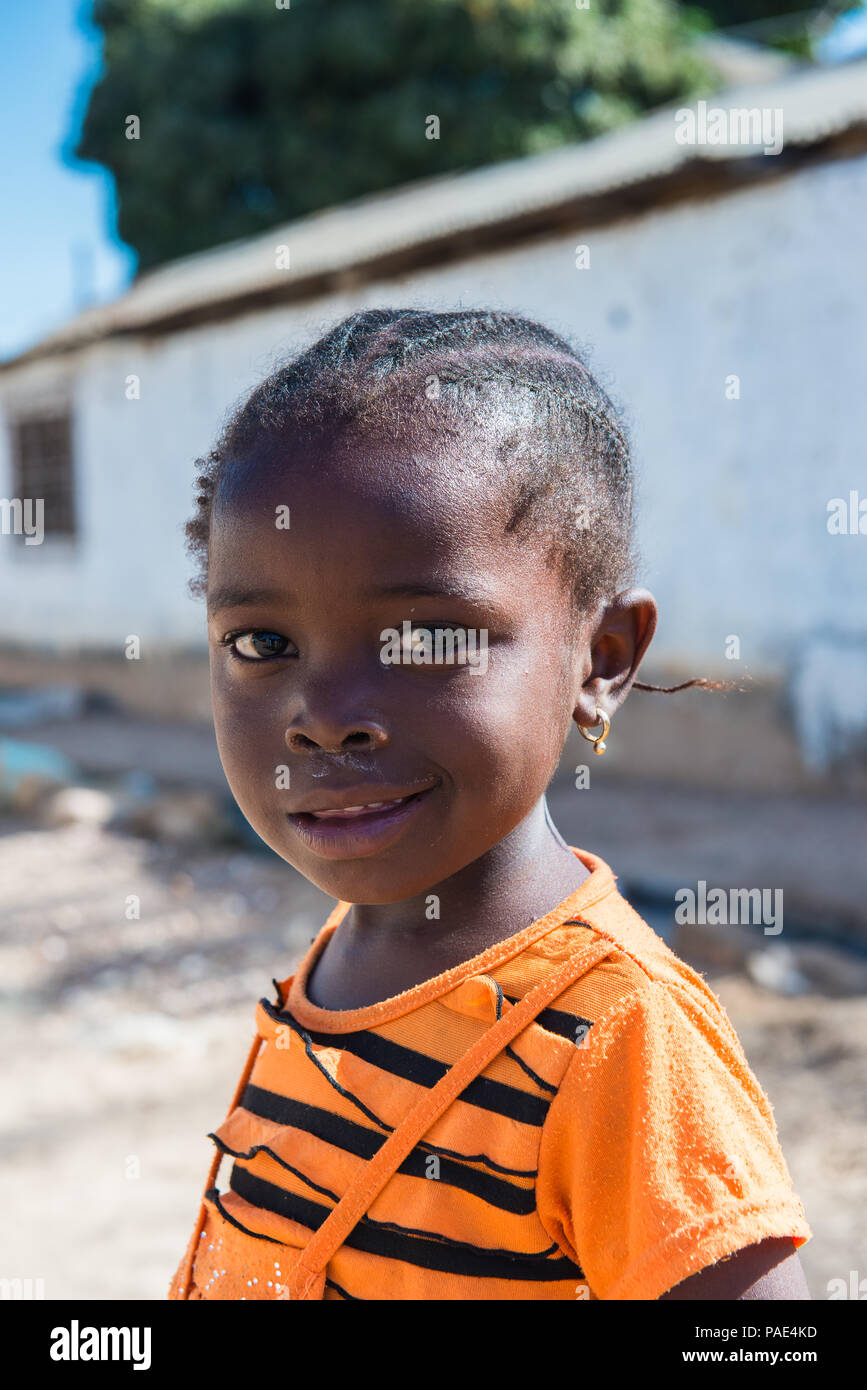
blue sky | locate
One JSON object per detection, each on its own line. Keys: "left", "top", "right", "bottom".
{"left": 0, "top": 1, "right": 135, "bottom": 361}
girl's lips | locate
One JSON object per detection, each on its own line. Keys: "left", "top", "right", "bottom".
{"left": 287, "top": 785, "right": 436, "bottom": 860}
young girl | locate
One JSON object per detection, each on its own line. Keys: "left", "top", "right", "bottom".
{"left": 168, "top": 308, "right": 811, "bottom": 1301}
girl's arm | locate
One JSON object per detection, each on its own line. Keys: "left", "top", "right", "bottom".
{"left": 659, "top": 1237, "right": 811, "bottom": 1300}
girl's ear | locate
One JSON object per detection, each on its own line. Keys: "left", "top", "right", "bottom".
{"left": 572, "top": 587, "right": 658, "bottom": 728}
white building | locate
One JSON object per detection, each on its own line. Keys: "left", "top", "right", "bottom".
{"left": 3, "top": 58, "right": 867, "bottom": 788}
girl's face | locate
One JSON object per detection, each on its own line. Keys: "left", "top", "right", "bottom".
{"left": 206, "top": 437, "right": 601, "bottom": 904}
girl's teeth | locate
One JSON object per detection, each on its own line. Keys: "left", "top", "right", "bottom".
{"left": 309, "top": 797, "right": 406, "bottom": 820}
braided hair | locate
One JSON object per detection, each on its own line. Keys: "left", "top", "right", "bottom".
{"left": 185, "top": 307, "right": 729, "bottom": 695}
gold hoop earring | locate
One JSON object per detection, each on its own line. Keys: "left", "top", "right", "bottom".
{"left": 577, "top": 706, "right": 610, "bottom": 755}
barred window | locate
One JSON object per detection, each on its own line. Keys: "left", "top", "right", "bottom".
{"left": 9, "top": 411, "right": 76, "bottom": 538}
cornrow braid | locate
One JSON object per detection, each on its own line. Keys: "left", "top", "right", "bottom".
{"left": 185, "top": 307, "right": 724, "bottom": 697}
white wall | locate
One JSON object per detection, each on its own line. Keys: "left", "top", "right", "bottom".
{"left": 3, "top": 152, "right": 866, "bottom": 762}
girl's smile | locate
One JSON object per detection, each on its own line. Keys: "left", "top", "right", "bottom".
{"left": 287, "top": 778, "right": 439, "bottom": 859}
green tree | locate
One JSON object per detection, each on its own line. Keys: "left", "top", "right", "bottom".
{"left": 73, "top": 0, "right": 714, "bottom": 273}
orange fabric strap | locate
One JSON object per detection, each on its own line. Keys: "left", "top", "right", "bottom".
{"left": 287, "top": 932, "right": 617, "bottom": 1299}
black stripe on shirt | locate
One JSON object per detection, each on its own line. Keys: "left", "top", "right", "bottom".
{"left": 235, "top": 1086, "right": 538, "bottom": 1213}
{"left": 204, "top": 1186, "right": 281, "bottom": 1244}
{"left": 228, "top": 1165, "right": 584, "bottom": 1282}
{"left": 500, "top": 915, "right": 599, "bottom": 1041}
{"left": 502, "top": 995, "right": 595, "bottom": 1044}
{"left": 260, "top": 999, "right": 550, "bottom": 1125}
{"left": 325, "top": 1276, "right": 363, "bottom": 1300}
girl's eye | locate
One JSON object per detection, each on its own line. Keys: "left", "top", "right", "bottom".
{"left": 227, "top": 630, "right": 295, "bottom": 661}
{"left": 398, "top": 624, "right": 471, "bottom": 657}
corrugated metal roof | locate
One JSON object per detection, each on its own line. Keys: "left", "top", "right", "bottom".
{"left": 6, "top": 56, "right": 867, "bottom": 366}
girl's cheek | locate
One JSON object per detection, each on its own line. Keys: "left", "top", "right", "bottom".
{"left": 211, "top": 697, "right": 279, "bottom": 797}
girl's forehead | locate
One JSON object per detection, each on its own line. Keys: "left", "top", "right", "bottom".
{"left": 206, "top": 440, "right": 564, "bottom": 615}
{"left": 214, "top": 437, "right": 513, "bottom": 545}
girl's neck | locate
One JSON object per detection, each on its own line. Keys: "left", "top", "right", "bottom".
{"left": 304, "top": 797, "right": 590, "bottom": 1011}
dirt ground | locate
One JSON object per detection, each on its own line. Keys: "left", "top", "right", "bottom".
{"left": 2, "top": 817, "right": 865, "bottom": 1301}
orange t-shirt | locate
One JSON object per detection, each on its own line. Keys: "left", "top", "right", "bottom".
{"left": 168, "top": 846, "right": 811, "bottom": 1301}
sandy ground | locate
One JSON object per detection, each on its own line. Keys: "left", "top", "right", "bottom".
{"left": 1, "top": 818, "right": 865, "bottom": 1301}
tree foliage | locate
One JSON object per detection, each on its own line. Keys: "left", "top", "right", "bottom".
{"left": 74, "top": 0, "right": 713, "bottom": 272}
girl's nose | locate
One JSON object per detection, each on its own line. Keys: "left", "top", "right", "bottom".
{"left": 285, "top": 719, "right": 388, "bottom": 755}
